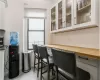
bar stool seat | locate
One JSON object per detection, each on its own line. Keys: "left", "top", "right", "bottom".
{"left": 43, "top": 57, "right": 54, "bottom": 64}
{"left": 59, "top": 67, "right": 90, "bottom": 80}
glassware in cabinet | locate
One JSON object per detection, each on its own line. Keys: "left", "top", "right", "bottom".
{"left": 66, "top": 0, "right": 72, "bottom": 27}
{"left": 51, "top": 7, "right": 56, "bottom": 31}
{"left": 76, "top": 0, "right": 91, "bottom": 24}
{"left": 58, "top": 1, "right": 63, "bottom": 29}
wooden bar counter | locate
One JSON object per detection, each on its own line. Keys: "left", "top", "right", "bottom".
{"left": 46, "top": 44, "right": 100, "bottom": 59}
{"left": 46, "top": 44, "right": 100, "bottom": 80}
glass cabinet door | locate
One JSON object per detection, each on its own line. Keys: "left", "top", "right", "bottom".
{"left": 76, "top": 0, "right": 91, "bottom": 24}
{"left": 58, "top": 1, "right": 62, "bottom": 29}
{"left": 51, "top": 7, "right": 56, "bottom": 31}
{"left": 65, "top": 0, "right": 72, "bottom": 27}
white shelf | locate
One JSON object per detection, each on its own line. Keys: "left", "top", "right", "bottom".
{"left": 51, "top": 12, "right": 55, "bottom": 15}
{"left": 66, "top": 13, "right": 71, "bottom": 16}
{"left": 78, "top": 4, "right": 91, "bottom": 12}
{"left": 51, "top": 22, "right": 97, "bottom": 33}
{"left": 51, "top": 20, "right": 56, "bottom": 23}
{"left": 58, "top": 7, "right": 62, "bottom": 11}
{"left": 58, "top": 18, "right": 62, "bottom": 20}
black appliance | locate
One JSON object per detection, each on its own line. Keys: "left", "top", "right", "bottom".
{"left": 0, "top": 37, "right": 4, "bottom": 48}
{"left": 0, "top": 29, "right": 5, "bottom": 48}
{"left": 9, "top": 45, "right": 19, "bottom": 79}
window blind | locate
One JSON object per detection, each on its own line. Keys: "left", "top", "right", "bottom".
{"left": 24, "top": 8, "right": 46, "bottom": 18}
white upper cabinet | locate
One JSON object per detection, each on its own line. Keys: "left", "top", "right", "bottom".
{"left": 51, "top": 5, "right": 57, "bottom": 31}
{"left": 74, "top": 0, "right": 99, "bottom": 29}
{"left": 50, "top": 0, "right": 99, "bottom": 33}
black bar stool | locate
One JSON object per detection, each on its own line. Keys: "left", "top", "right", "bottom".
{"left": 38, "top": 46, "right": 55, "bottom": 80}
{"left": 32, "top": 44, "right": 40, "bottom": 77}
{"left": 52, "top": 49, "right": 90, "bottom": 80}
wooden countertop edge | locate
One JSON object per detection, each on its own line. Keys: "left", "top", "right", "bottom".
{"left": 45, "top": 44, "right": 100, "bottom": 59}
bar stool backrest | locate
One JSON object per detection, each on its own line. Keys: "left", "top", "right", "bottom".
{"left": 52, "top": 49, "right": 76, "bottom": 77}
{"left": 38, "top": 46, "right": 49, "bottom": 63}
{"left": 33, "top": 44, "right": 38, "bottom": 54}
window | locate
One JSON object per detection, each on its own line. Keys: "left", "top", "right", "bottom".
{"left": 27, "top": 18, "right": 45, "bottom": 50}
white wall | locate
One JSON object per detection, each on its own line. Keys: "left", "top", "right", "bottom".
{"left": 4, "top": 0, "right": 24, "bottom": 72}
{"left": 4, "top": 0, "right": 24, "bottom": 52}
{"left": 0, "top": 1, "right": 5, "bottom": 29}
{"left": 51, "top": 27, "right": 99, "bottom": 49}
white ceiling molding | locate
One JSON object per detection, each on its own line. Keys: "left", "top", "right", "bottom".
{"left": 0, "top": 0, "right": 6, "bottom": 3}
{"left": 0, "top": 0, "right": 8, "bottom": 7}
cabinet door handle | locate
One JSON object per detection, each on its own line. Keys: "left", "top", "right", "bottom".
{"left": 78, "top": 56, "right": 88, "bottom": 60}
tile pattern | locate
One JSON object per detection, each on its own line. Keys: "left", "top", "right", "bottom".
{"left": 4, "top": 69, "right": 66, "bottom": 80}
{"left": 5, "top": 70, "right": 38, "bottom": 80}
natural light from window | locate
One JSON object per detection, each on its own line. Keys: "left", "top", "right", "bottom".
{"left": 28, "top": 18, "right": 45, "bottom": 49}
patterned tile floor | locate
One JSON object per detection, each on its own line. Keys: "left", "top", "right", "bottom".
{"left": 5, "top": 70, "right": 39, "bottom": 80}
{"left": 4, "top": 69, "right": 65, "bottom": 80}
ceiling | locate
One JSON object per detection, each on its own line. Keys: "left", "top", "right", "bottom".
{"left": 23, "top": 0, "right": 55, "bottom": 6}
{"left": 23, "top": 0, "right": 54, "bottom": 2}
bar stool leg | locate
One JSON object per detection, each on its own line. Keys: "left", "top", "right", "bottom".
{"left": 56, "top": 66, "right": 58, "bottom": 80}
{"left": 51, "top": 66, "right": 55, "bottom": 76}
{"left": 40, "top": 60, "right": 43, "bottom": 80}
{"left": 47, "top": 66, "right": 50, "bottom": 80}
{"left": 33, "top": 55, "right": 36, "bottom": 71}
{"left": 37, "top": 58, "right": 40, "bottom": 77}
